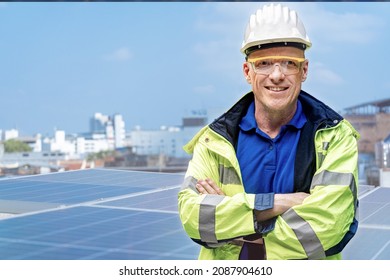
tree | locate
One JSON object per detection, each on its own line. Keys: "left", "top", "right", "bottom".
{"left": 3, "top": 139, "right": 32, "bottom": 153}
{"left": 86, "top": 150, "right": 115, "bottom": 161}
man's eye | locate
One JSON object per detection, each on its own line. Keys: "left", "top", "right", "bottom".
{"left": 256, "top": 60, "right": 271, "bottom": 67}
{"left": 285, "top": 60, "right": 298, "bottom": 67}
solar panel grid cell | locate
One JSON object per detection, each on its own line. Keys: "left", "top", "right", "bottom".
{"left": 98, "top": 188, "right": 180, "bottom": 212}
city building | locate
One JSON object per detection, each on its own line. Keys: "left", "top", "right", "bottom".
{"left": 2, "top": 129, "right": 19, "bottom": 141}
{"left": 376, "top": 133, "right": 390, "bottom": 169}
{"left": 90, "top": 112, "right": 126, "bottom": 150}
{"left": 343, "top": 98, "right": 390, "bottom": 186}
{"left": 343, "top": 98, "right": 390, "bottom": 155}
{"left": 129, "top": 109, "right": 208, "bottom": 159}
{"left": 113, "top": 114, "right": 126, "bottom": 149}
{"left": 0, "top": 110, "right": 211, "bottom": 174}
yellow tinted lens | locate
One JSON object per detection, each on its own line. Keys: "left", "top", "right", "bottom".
{"left": 248, "top": 56, "right": 304, "bottom": 75}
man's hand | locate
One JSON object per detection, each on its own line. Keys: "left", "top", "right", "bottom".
{"left": 196, "top": 178, "right": 225, "bottom": 195}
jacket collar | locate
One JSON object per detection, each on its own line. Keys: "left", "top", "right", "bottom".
{"left": 209, "top": 90, "right": 343, "bottom": 146}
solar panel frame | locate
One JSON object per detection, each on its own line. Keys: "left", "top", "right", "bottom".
{"left": 97, "top": 187, "right": 181, "bottom": 212}
{"left": 16, "top": 168, "right": 184, "bottom": 187}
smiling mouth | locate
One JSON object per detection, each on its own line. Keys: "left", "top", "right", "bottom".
{"left": 266, "top": 86, "right": 288, "bottom": 92}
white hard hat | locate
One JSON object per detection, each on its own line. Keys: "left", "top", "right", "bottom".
{"left": 241, "top": 3, "right": 312, "bottom": 55}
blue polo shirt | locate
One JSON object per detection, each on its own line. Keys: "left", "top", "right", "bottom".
{"left": 237, "top": 100, "right": 307, "bottom": 195}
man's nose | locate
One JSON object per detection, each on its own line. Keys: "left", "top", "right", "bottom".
{"left": 269, "top": 64, "right": 285, "bottom": 82}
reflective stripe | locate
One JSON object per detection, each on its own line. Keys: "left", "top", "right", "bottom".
{"left": 199, "top": 195, "right": 225, "bottom": 243}
{"left": 322, "top": 142, "right": 329, "bottom": 150}
{"left": 219, "top": 164, "right": 241, "bottom": 185}
{"left": 311, "top": 170, "right": 357, "bottom": 207}
{"left": 205, "top": 241, "right": 227, "bottom": 248}
{"left": 317, "top": 153, "right": 325, "bottom": 168}
{"left": 317, "top": 142, "right": 329, "bottom": 168}
{"left": 282, "top": 208, "right": 326, "bottom": 259}
{"left": 181, "top": 176, "right": 198, "bottom": 193}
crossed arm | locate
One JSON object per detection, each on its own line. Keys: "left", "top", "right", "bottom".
{"left": 196, "top": 178, "right": 309, "bottom": 222}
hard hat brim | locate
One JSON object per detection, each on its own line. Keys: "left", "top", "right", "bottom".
{"left": 242, "top": 41, "right": 311, "bottom": 56}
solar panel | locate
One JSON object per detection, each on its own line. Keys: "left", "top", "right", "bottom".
{"left": 0, "top": 207, "right": 198, "bottom": 260}
{"left": 0, "top": 168, "right": 199, "bottom": 260}
{"left": 0, "top": 169, "right": 184, "bottom": 206}
{"left": 0, "top": 168, "right": 388, "bottom": 260}
{"left": 342, "top": 186, "right": 390, "bottom": 260}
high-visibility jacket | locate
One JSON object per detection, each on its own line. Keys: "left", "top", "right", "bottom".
{"left": 178, "top": 91, "right": 360, "bottom": 260}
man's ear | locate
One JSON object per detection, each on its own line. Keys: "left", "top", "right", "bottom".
{"left": 243, "top": 62, "right": 251, "bottom": 84}
{"left": 301, "top": 60, "right": 309, "bottom": 82}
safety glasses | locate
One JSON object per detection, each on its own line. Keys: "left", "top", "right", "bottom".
{"left": 247, "top": 56, "right": 306, "bottom": 75}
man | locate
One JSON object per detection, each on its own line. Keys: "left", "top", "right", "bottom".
{"left": 178, "top": 3, "right": 359, "bottom": 260}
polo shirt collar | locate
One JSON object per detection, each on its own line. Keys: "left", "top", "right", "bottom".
{"left": 239, "top": 100, "right": 307, "bottom": 133}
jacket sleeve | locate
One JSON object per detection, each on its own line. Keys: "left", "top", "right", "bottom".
{"left": 264, "top": 120, "right": 360, "bottom": 259}
{"left": 178, "top": 133, "right": 273, "bottom": 248}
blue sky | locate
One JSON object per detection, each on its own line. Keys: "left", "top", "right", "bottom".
{"left": 0, "top": 2, "right": 389, "bottom": 136}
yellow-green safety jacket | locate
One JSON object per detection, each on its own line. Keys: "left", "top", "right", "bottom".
{"left": 178, "top": 91, "right": 360, "bottom": 260}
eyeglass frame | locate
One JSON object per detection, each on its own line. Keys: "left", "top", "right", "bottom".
{"left": 246, "top": 56, "right": 306, "bottom": 75}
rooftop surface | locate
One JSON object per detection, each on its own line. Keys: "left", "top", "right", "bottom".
{"left": 0, "top": 168, "right": 388, "bottom": 260}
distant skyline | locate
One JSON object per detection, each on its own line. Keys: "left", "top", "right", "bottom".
{"left": 1, "top": 2, "right": 389, "bottom": 136}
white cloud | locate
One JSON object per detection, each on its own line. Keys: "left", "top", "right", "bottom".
{"left": 104, "top": 47, "right": 132, "bottom": 62}
{"left": 315, "top": 68, "right": 344, "bottom": 85}
{"left": 195, "top": 2, "right": 387, "bottom": 54}
{"left": 309, "top": 62, "right": 344, "bottom": 86}
{"left": 192, "top": 4, "right": 252, "bottom": 79}
{"left": 290, "top": 3, "right": 386, "bottom": 46}
{"left": 192, "top": 2, "right": 387, "bottom": 90}
{"left": 194, "top": 3, "right": 255, "bottom": 35}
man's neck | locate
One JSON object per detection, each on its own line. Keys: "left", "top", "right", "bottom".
{"left": 254, "top": 103, "right": 297, "bottom": 139}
